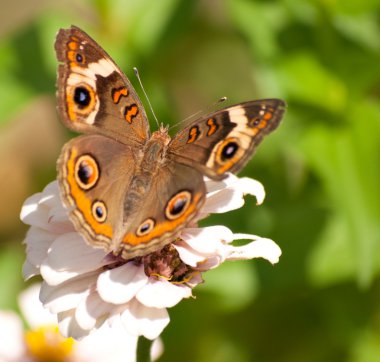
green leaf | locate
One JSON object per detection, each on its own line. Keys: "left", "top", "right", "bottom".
{"left": 304, "top": 100, "right": 380, "bottom": 288}
{"left": 334, "top": 13, "right": 380, "bottom": 52}
{"left": 275, "top": 52, "right": 347, "bottom": 113}
{"left": 200, "top": 262, "right": 259, "bottom": 311}
{"left": 350, "top": 329, "right": 380, "bottom": 362}
{"left": 227, "top": 0, "right": 287, "bottom": 61}
{"left": 0, "top": 41, "right": 34, "bottom": 124}
{"left": 0, "top": 246, "right": 24, "bottom": 310}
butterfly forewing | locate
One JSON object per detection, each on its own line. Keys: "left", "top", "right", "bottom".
{"left": 55, "top": 26, "right": 150, "bottom": 145}
{"left": 168, "top": 99, "right": 286, "bottom": 179}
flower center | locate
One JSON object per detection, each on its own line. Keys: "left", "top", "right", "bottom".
{"left": 142, "top": 244, "right": 195, "bottom": 283}
{"left": 105, "top": 243, "right": 198, "bottom": 284}
{"left": 24, "top": 325, "right": 75, "bottom": 362}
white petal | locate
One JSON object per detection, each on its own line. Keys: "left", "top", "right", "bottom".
{"left": 23, "top": 227, "right": 55, "bottom": 267}
{"left": 97, "top": 263, "right": 148, "bottom": 304}
{"left": 184, "top": 272, "right": 204, "bottom": 288}
{"left": 181, "top": 226, "right": 233, "bottom": 255}
{"left": 204, "top": 173, "right": 241, "bottom": 192}
{"left": 18, "top": 283, "right": 57, "bottom": 329}
{"left": 41, "top": 181, "right": 60, "bottom": 202}
{"left": 0, "top": 311, "right": 24, "bottom": 360}
{"left": 21, "top": 182, "right": 59, "bottom": 224}
{"left": 227, "top": 235, "right": 282, "bottom": 264}
{"left": 174, "top": 242, "right": 205, "bottom": 267}
{"left": 203, "top": 176, "right": 266, "bottom": 214}
{"left": 203, "top": 187, "right": 244, "bottom": 213}
{"left": 75, "top": 292, "right": 112, "bottom": 331}
{"left": 234, "top": 177, "right": 266, "bottom": 205}
{"left": 22, "top": 259, "right": 39, "bottom": 280}
{"left": 40, "top": 232, "right": 107, "bottom": 285}
{"left": 74, "top": 319, "right": 139, "bottom": 362}
{"left": 194, "top": 255, "right": 224, "bottom": 270}
{"left": 136, "top": 279, "right": 191, "bottom": 308}
{"left": 40, "top": 272, "right": 96, "bottom": 313}
{"left": 58, "top": 309, "right": 90, "bottom": 339}
{"left": 40, "top": 263, "right": 81, "bottom": 286}
{"left": 121, "top": 299, "right": 169, "bottom": 340}
{"left": 151, "top": 338, "right": 164, "bottom": 361}
{"left": 20, "top": 190, "right": 46, "bottom": 224}
{"left": 204, "top": 177, "right": 231, "bottom": 193}
{"left": 48, "top": 204, "right": 70, "bottom": 224}
{"left": 20, "top": 181, "right": 73, "bottom": 233}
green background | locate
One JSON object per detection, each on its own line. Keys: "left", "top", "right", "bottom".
{"left": 1, "top": 0, "right": 380, "bottom": 361}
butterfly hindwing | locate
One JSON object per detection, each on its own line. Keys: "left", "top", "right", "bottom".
{"left": 57, "top": 135, "right": 136, "bottom": 249}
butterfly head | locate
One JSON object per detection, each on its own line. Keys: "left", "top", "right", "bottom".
{"left": 151, "top": 124, "right": 171, "bottom": 146}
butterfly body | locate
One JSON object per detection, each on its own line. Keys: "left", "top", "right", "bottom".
{"left": 55, "top": 26, "right": 285, "bottom": 259}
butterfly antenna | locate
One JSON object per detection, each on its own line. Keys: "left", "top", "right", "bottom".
{"left": 169, "top": 96, "right": 227, "bottom": 131}
{"left": 133, "top": 67, "right": 160, "bottom": 128}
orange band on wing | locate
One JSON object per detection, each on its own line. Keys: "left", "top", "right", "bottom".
{"left": 263, "top": 111, "right": 273, "bottom": 121}
{"left": 112, "top": 87, "right": 129, "bottom": 104}
{"left": 122, "top": 192, "right": 203, "bottom": 246}
{"left": 124, "top": 104, "right": 139, "bottom": 124}
{"left": 66, "top": 147, "right": 113, "bottom": 239}
{"left": 68, "top": 39, "right": 79, "bottom": 50}
{"left": 187, "top": 126, "right": 200, "bottom": 144}
{"left": 207, "top": 118, "right": 218, "bottom": 136}
{"left": 257, "top": 119, "right": 268, "bottom": 129}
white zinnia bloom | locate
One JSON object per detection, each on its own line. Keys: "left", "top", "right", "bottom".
{"left": 0, "top": 283, "right": 162, "bottom": 362}
{"left": 21, "top": 174, "right": 281, "bottom": 340}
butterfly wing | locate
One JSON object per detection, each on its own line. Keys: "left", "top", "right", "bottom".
{"left": 168, "top": 99, "right": 286, "bottom": 179}
{"left": 57, "top": 135, "right": 136, "bottom": 250}
{"left": 114, "top": 160, "right": 206, "bottom": 259}
{"left": 55, "top": 26, "right": 150, "bottom": 145}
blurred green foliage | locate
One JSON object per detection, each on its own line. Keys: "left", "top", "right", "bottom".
{"left": 1, "top": 0, "right": 380, "bottom": 361}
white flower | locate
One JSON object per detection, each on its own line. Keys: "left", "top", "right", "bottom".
{"left": 21, "top": 174, "right": 281, "bottom": 341}
{"left": 0, "top": 283, "right": 162, "bottom": 362}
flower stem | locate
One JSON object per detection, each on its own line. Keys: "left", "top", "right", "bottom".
{"left": 136, "top": 336, "right": 153, "bottom": 362}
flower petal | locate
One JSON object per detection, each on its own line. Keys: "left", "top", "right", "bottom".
{"left": 97, "top": 263, "right": 148, "bottom": 304}
{"left": 20, "top": 182, "right": 73, "bottom": 233}
{"left": 20, "top": 191, "right": 47, "bottom": 225}
{"left": 175, "top": 226, "right": 235, "bottom": 267}
{"left": 235, "top": 177, "right": 265, "bottom": 204}
{"left": 40, "top": 232, "right": 107, "bottom": 286}
{"left": 204, "top": 173, "right": 237, "bottom": 192}
{"left": 75, "top": 292, "right": 113, "bottom": 331}
{"left": 202, "top": 186, "right": 244, "bottom": 214}
{"left": 173, "top": 242, "right": 205, "bottom": 267}
{"left": 74, "top": 319, "right": 139, "bottom": 362}
{"left": 39, "top": 181, "right": 60, "bottom": 206}
{"left": 40, "top": 272, "right": 96, "bottom": 313}
{"left": 22, "top": 259, "right": 39, "bottom": 280}
{"left": 18, "top": 283, "right": 57, "bottom": 329}
{"left": 203, "top": 175, "right": 265, "bottom": 214}
{"left": 227, "top": 235, "right": 282, "bottom": 264}
{"left": 0, "top": 311, "right": 24, "bottom": 360}
{"left": 121, "top": 299, "right": 169, "bottom": 340}
{"left": 136, "top": 279, "right": 192, "bottom": 308}
{"left": 58, "top": 309, "right": 90, "bottom": 340}
{"left": 23, "top": 227, "right": 56, "bottom": 268}
{"left": 181, "top": 226, "right": 234, "bottom": 255}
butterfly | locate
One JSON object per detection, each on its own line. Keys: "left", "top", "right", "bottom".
{"left": 55, "top": 26, "right": 285, "bottom": 259}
